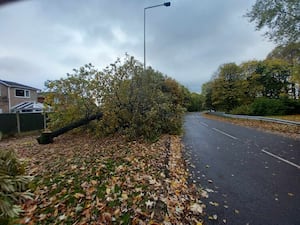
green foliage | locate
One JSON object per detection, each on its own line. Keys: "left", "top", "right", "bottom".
{"left": 203, "top": 50, "right": 298, "bottom": 114}
{"left": 279, "top": 97, "right": 300, "bottom": 114}
{"left": 239, "top": 60, "right": 264, "bottom": 103}
{"left": 235, "top": 97, "right": 300, "bottom": 116}
{"left": 45, "top": 63, "right": 100, "bottom": 130}
{"left": 230, "top": 105, "right": 252, "bottom": 115}
{"left": 245, "top": 0, "right": 300, "bottom": 44}
{"left": 45, "top": 55, "right": 186, "bottom": 141}
{"left": 186, "top": 92, "right": 204, "bottom": 112}
{"left": 257, "top": 59, "right": 291, "bottom": 98}
{"left": 267, "top": 42, "right": 300, "bottom": 83}
{"left": 0, "top": 149, "right": 33, "bottom": 224}
{"left": 250, "top": 97, "right": 287, "bottom": 115}
{"left": 99, "top": 64, "right": 186, "bottom": 141}
{"left": 201, "top": 82, "right": 214, "bottom": 110}
{"left": 211, "top": 63, "right": 243, "bottom": 112}
{"left": 230, "top": 97, "right": 300, "bottom": 116}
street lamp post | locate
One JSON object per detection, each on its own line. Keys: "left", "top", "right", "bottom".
{"left": 144, "top": 2, "right": 171, "bottom": 71}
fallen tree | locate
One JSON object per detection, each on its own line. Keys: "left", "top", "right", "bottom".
{"left": 37, "top": 112, "right": 103, "bottom": 144}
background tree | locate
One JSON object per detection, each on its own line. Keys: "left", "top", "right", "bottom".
{"left": 202, "top": 38, "right": 299, "bottom": 115}
{"left": 239, "top": 60, "right": 264, "bottom": 103}
{"left": 211, "top": 63, "right": 242, "bottom": 112}
{"left": 257, "top": 59, "right": 291, "bottom": 98}
{"left": 245, "top": 0, "right": 300, "bottom": 44}
{"left": 267, "top": 42, "right": 300, "bottom": 84}
{"left": 186, "top": 92, "right": 204, "bottom": 112}
{"left": 201, "top": 82, "right": 214, "bottom": 110}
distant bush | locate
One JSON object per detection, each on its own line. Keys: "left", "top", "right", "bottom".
{"left": 280, "top": 97, "right": 300, "bottom": 115}
{"left": 250, "top": 98, "right": 285, "bottom": 115}
{"left": 248, "top": 97, "right": 300, "bottom": 116}
{"left": 0, "top": 149, "right": 33, "bottom": 225}
{"left": 186, "top": 93, "right": 204, "bottom": 112}
{"left": 230, "top": 104, "right": 252, "bottom": 115}
{"left": 230, "top": 97, "right": 300, "bottom": 116}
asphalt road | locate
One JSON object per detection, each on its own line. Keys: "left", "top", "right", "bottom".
{"left": 183, "top": 113, "right": 300, "bottom": 225}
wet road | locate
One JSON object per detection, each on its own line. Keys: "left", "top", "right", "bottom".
{"left": 183, "top": 113, "right": 300, "bottom": 225}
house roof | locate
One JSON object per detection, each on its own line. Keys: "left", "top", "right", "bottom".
{"left": 0, "top": 79, "right": 40, "bottom": 91}
{"left": 11, "top": 101, "right": 45, "bottom": 112}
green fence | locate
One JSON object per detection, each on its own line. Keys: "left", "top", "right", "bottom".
{"left": 0, "top": 114, "right": 18, "bottom": 134}
{"left": 0, "top": 113, "right": 45, "bottom": 136}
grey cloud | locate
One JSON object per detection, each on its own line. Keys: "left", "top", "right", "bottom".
{"left": 0, "top": 0, "right": 275, "bottom": 92}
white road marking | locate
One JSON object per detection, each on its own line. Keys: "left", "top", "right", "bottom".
{"left": 212, "top": 128, "right": 238, "bottom": 140}
{"left": 200, "top": 122, "right": 209, "bottom": 127}
{"left": 261, "top": 149, "right": 300, "bottom": 170}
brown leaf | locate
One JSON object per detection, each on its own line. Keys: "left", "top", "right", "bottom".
{"left": 74, "top": 193, "right": 85, "bottom": 199}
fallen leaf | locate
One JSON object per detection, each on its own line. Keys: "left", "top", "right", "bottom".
{"left": 208, "top": 214, "right": 218, "bottom": 220}
{"left": 209, "top": 201, "right": 219, "bottom": 207}
{"left": 74, "top": 193, "right": 85, "bottom": 199}
{"left": 58, "top": 214, "right": 67, "bottom": 221}
{"left": 205, "top": 188, "right": 214, "bottom": 193}
{"left": 106, "top": 187, "right": 111, "bottom": 195}
{"left": 91, "top": 180, "right": 97, "bottom": 185}
{"left": 70, "top": 165, "right": 77, "bottom": 170}
{"left": 75, "top": 204, "right": 83, "bottom": 213}
{"left": 190, "top": 203, "right": 204, "bottom": 214}
{"left": 121, "top": 192, "right": 128, "bottom": 201}
{"left": 201, "top": 190, "right": 209, "bottom": 198}
{"left": 145, "top": 200, "right": 154, "bottom": 208}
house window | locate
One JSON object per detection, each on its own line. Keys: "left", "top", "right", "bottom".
{"left": 15, "top": 89, "right": 30, "bottom": 98}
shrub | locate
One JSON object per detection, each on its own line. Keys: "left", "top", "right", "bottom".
{"left": 230, "top": 104, "right": 252, "bottom": 115}
{"left": 250, "top": 97, "right": 286, "bottom": 116}
{"left": 280, "top": 97, "right": 300, "bottom": 115}
{"left": 0, "top": 149, "right": 33, "bottom": 225}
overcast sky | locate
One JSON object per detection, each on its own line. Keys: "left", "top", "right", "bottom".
{"left": 0, "top": 0, "right": 275, "bottom": 92}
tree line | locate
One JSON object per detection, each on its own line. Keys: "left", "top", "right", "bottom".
{"left": 201, "top": 42, "right": 300, "bottom": 115}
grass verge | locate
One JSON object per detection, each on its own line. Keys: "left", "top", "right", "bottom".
{"left": 0, "top": 133, "right": 205, "bottom": 224}
{"left": 203, "top": 113, "right": 300, "bottom": 140}
{"left": 265, "top": 115, "right": 300, "bottom": 122}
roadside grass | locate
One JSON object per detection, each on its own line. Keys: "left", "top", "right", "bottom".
{"left": 265, "top": 114, "right": 300, "bottom": 122}
{"left": 203, "top": 113, "right": 300, "bottom": 139}
{"left": 0, "top": 134, "right": 205, "bottom": 224}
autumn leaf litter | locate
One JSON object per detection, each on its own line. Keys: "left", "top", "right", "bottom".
{"left": 1, "top": 134, "right": 206, "bottom": 224}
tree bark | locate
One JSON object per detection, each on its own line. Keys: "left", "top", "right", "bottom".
{"left": 37, "top": 112, "right": 103, "bottom": 144}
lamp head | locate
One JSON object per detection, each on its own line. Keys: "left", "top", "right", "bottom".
{"left": 164, "top": 2, "right": 171, "bottom": 7}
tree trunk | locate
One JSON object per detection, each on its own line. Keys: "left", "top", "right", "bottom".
{"left": 37, "top": 112, "right": 103, "bottom": 144}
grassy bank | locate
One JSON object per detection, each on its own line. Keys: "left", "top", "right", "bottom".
{"left": 265, "top": 115, "right": 300, "bottom": 122}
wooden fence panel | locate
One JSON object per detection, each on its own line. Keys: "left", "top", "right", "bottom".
{"left": 0, "top": 113, "right": 18, "bottom": 135}
{"left": 0, "top": 113, "right": 45, "bottom": 135}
